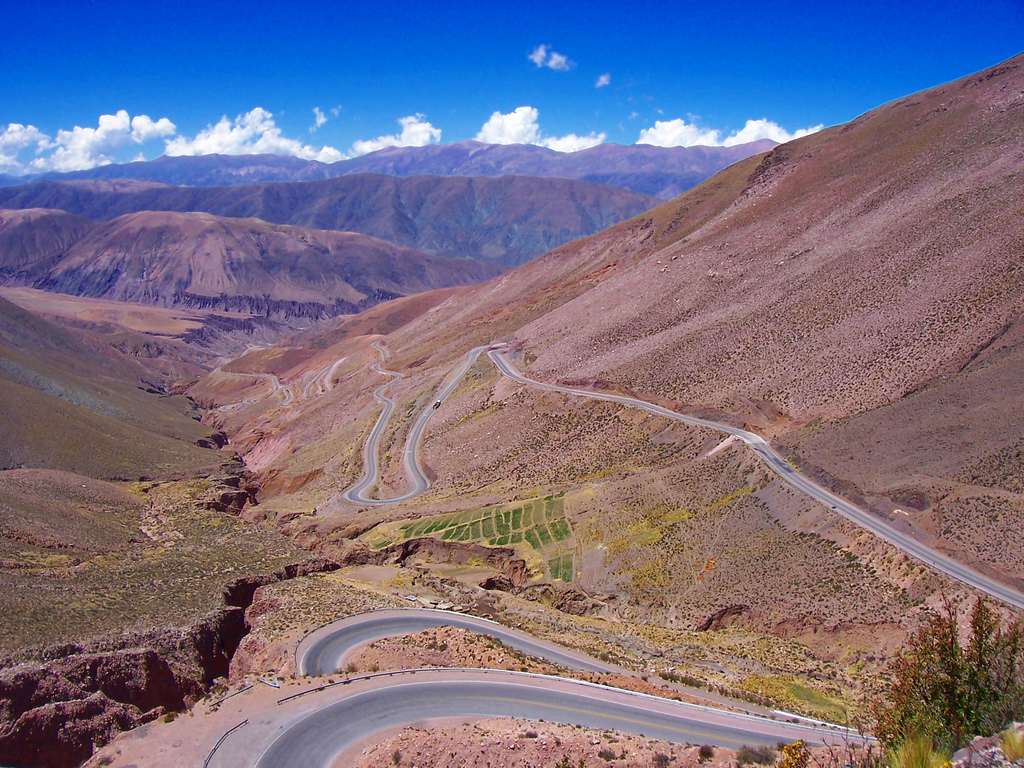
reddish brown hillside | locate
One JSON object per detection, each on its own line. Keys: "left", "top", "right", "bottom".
{"left": 389, "top": 53, "right": 1024, "bottom": 425}
{"left": 32, "top": 211, "right": 499, "bottom": 321}
{"left": 0, "top": 208, "right": 93, "bottom": 279}
{"left": 360, "top": 53, "right": 1024, "bottom": 591}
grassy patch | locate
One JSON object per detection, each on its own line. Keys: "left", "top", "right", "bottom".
{"left": 360, "top": 494, "right": 574, "bottom": 582}
{"left": 740, "top": 674, "right": 849, "bottom": 721}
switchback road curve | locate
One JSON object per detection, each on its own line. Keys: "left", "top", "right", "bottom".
{"left": 249, "top": 669, "right": 859, "bottom": 768}
{"left": 296, "top": 608, "right": 623, "bottom": 677}
{"left": 487, "top": 349, "right": 1024, "bottom": 611}
{"left": 339, "top": 340, "right": 1024, "bottom": 608}
{"left": 343, "top": 342, "right": 488, "bottom": 505}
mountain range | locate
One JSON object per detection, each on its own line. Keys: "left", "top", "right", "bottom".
{"left": 3, "top": 50, "right": 1024, "bottom": 768}
{"left": 190, "top": 53, "right": 1024, "bottom": 634}
{"left": 0, "top": 140, "right": 776, "bottom": 199}
{"left": 0, "top": 174, "right": 660, "bottom": 267}
{"left": 0, "top": 208, "right": 499, "bottom": 322}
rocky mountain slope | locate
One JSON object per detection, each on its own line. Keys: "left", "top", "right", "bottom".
{"left": 0, "top": 174, "right": 661, "bottom": 266}
{"left": 0, "top": 209, "right": 499, "bottom": 322}
{"left": 1, "top": 140, "right": 775, "bottom": 199}
{"left": 364, "top": 53, "right": 1024, "bottom": 586}
{"left": 0, "top": 208, "right": 93, "bottom": 281}
{"left": 192, "top": 55, "right": 1024, "bottom": 668}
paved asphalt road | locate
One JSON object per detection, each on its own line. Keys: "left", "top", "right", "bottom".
{"left": 296, "top": 608, "right": 623, "bottom": 676}
{"left": 488, "top": 349, "right": 1024, "bottom": 611}
{"left": 343, "top": 342, "right": 489, "bottom": 505}
{"left": 249, "top": 669, "right": 861, "bottom": 768}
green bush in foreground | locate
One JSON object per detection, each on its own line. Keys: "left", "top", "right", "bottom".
{"left": 875, "top": 598, "right": 1024, "bottom": 752}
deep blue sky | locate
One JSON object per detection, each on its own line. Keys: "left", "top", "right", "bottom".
{"left": 1, "top": 0, "right": 1022, "bottom": 172}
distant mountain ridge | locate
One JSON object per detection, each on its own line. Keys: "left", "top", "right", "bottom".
{"left": 0, "top": 208, "right": 500, "bottom": 322}
{"left": 0, "top": 174, "right": 660, "bottom": 267}
{"left": 0, "top": 140, "right": 776, "bottom": 199}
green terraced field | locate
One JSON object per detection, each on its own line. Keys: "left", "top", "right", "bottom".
{"left": 362, "top": 495, "right": 574, "bottom": 582}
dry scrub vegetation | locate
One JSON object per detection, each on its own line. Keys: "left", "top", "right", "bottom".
{"left": 0, "top": 472, "right": 306, "bottom": 654}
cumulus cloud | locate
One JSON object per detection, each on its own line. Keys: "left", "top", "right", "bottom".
{"left": 0, "top": 123, "right": 50, "bottom": 173}
{"left": 637, "top": 117, "right": 822, "bottom": 148}
{"left": 475, "top": 106, "right": 604, "bottom": 152}
{"left": 165, "top": 107, "right": 343, "bottom": 163}
{"left": 528, "top": 44, "right": 574, "bottom": 71}
{"left": 636, "top": 118, "right": 722, "bottom": 148}
{"left": 477, "top": 106, "right": 541, "bottom": 145}
{"left": 595, "top": 73, "right": 611, "bottom": 88}
{"left": 27, "top": 110, "right": 177, "bottom": 172}
{"left": 311, "top": 107, "right": 328, "bottom": 131}
{"left": 541, "top": 132, "right": 606, "bottom": 152}
{"left": 130, "top": 115, "right": 176, "bottom": 143}
{"left": 720, "top": 118, "right": 823, "bottom": 146}
{"left": 349, "top": 114, "right": 441, "bottom": 157}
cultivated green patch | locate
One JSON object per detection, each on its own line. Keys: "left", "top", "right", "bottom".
{"left": 360, "top": 495, "right": 575, "bottom": 582}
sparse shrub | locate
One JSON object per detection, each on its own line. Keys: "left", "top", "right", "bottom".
{"left": 654, "top": 753, "right": 672, "bottom": 768}
{"left": 698, "top": 744, "right": 715, "bottom": 763}
{"left": 392, "top": 748, "right": 402, "bottom": 765}
{"left": 524, "top": 730, "right": 539, "bottom": 738}
{"left": 1001, "top": 728, "right": 1024, "bottom": 761}
{"left": 875, "top": 597, "right": 1024, "bottom": 751}
{"left": 736, "top": 744, "right": 776, "bottom": 766}
{"left": 777, "top": 741, "right": 810, "bottom": 768}
{"left": 887, "top": 733, "right": 949, "bottom": 768}
{"left": 345, "top": 662, "right": 357, "bottom": 673}
{"left": 598, "top": 747, "right": 619, "bottom": 761}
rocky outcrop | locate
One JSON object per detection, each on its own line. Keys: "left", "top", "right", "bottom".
{"left": 341, "top": 538, "right": 529, "bottom": 587}
{"left": 697, "top": 604, "right": 751, "bottom": 632}
{"left": 0, "top": 613, "right": 234, "bottom": 768}
{"left": 0, "top": 558, "right": 338, "bottom": 768}
{"left": 1, "top": 693, "right": 141, "bottom": 768}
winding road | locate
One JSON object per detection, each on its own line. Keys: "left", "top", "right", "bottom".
{"left": 343, "top": 342, "right": 488, "bottom": 505}
{"left": 339, "top": 338, "right": 1024, "bottom": 610}
{"left": 297, "top": 608, "right": 623, "bottom": 677}
{"left": 248, "top": 669, "right": 858, "bottom": 768}
{"left": 487, "top": 349, "right": 1024, "bottom": 611}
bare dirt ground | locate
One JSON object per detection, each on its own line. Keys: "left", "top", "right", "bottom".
{"left": 0, "top": 286, "right": 223, "bottom": 335}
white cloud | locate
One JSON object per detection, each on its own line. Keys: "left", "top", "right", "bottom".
{"left": 637, "top": 117, "right": 822, "bottom": 148}
{"left": 475, "top": 106, "right": 605, "bottom": 153}
{"left": 28, "top": 110, "right": 177, "bottom": 172}
{"left": 721, "top": 118, "right": 823, "bottom": 146}
{"left": 311, "top": 107, "right": 328, "bottom": 131}
{"left": 541, "top": 132, "right": 606, "bottom": 152}
{"left": 546, "top": 51, "right": 572, "bottom": 72}
{"left": 130, "top": 115, "right": 176, "bottom": 143}
{"left": 637, "top": 118, "right": 722, "bottom": 148}
{"left": 0, "top": 123, "right": 50, "bottom": 173}
{"left": 165, "top": 107, "right": 344, "bottom": 163}
{"left": 528, "top": 44, "right": 574, "bottom": 71}
{"left": 595, "top": 73, "right": 611, "bottom": 88}
{"left": 349, "top": 114, "right": 442, "bottom": 157}
{"left": 476, "top": 106, "right": 541, "bottom": 145}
